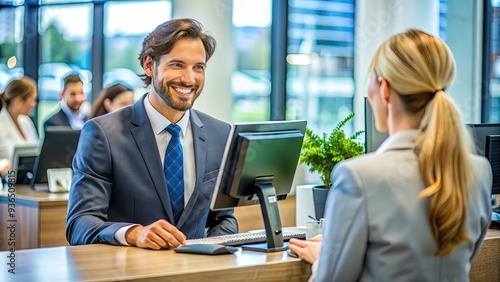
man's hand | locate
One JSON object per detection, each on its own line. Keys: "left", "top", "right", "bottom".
{"left": 288, "top": 234, "right": 322, "bottom": 264}
{"left": 125, "top": 219, "right": 186, "bottom": 249}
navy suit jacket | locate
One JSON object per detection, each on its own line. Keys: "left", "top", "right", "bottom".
{"left": 66, "top": 94, "right": 238, "bottom": 245}
{"left": 44, "top": 109, "right": 71, "bottom": 130}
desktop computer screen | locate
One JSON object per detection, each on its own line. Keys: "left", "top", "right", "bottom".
{"left": 10, "top": 145, "right": 39, "bottom": 185}
{"left": 211, "top": 120, "right": 307, "bottom": 252}
{"left": 30, "top": 127, "right": 81, "bottom": 190}
{"left": 468, "top": 124, "right": 500, "bottom": 195}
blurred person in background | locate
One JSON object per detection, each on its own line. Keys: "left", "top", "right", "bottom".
{"left": 0, "top": 76, "right": 39, "bottom": 170}
{"left": 88, "top": 83, "right": 135, "bottom": 119}
{"left": 44, "top": 73, "right": 87, "bottom": 130}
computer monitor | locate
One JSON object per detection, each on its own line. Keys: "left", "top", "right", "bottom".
{"left": 10, "top": 144, "right": 39, "bottom": 185}
{"left": 468, "top": 124, "right": 500, "bottom": 195}
{"left": 211, "top": 120, "right": 307, "bottom": 252}
{"left": 30, "top": 127, "right": 81, "bottom": 190}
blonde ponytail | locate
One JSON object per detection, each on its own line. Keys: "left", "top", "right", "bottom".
{"left": 416, "top": 90, "right": 474, "bottom": 255}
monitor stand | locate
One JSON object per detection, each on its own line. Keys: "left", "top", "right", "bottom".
{"left": 241, "top": 181, "right": 287, "bottom": 253}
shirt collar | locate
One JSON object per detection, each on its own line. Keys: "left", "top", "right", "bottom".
{"left": 143, "top": 93, "right": 190, "bottom": 136}
{"left": 376, "top": 130, "right": 419, "bottom": 154}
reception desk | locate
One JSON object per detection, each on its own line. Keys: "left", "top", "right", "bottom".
{"left": 0, "top": 244, "right": 311, "bottom": 281}
{"left": 0, "top": 186, "right": 69, "bottom": 250}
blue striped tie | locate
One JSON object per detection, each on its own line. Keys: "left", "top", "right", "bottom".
{"left": 164, "top": 124, "right": 184, "bottom": 224}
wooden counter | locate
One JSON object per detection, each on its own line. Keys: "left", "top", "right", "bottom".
{"left": 470, "top": 228, "right": 500, "bottom": 282}
{"left": 0, "top": 244, "right": 311, "bottom": 281}
{"left": 0, "top": 185, "right": 69, "bottom": 250}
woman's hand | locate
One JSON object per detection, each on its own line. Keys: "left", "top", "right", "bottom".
{"left": 288, "top": 234, "right": 322, "bottom": 264}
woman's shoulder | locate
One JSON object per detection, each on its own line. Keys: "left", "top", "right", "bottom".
{"left": 17, "top": 114, "right": 37, "bottom": 129}
{"left": 468, "top": 153, "right": 493, "bottom": 184}
{"left": 468, "top": 153, "right": 491, "bottom": 173}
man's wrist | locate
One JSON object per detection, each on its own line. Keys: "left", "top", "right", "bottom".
{"left": 114, "top": 224, "right": 140, "bottom": 246}
{"left": 125, "top": 225, "right": 141, "bottom": 246}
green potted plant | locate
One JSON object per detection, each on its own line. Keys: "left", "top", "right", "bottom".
{"left": 299, "top": 112, "right": 365, "bottom": 219}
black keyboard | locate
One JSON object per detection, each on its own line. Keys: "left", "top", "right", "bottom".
{"left": 185, "top": 230, "right": 306, "bottom": 246}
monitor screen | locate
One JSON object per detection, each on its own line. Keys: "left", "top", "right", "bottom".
{"left": 468, "top": 124, "right": 500, "bottom": 195}
{"left": 10, "top": 145, "right": 39, "bottom": 185}
{"left": 486, "top": 135, "right": 500, "bottom": 195}
{"left": 30, "top": 127, "right": 81, "bottom": 190}
{"left": 211, "top": 120, "right": 307, "bottom": 252}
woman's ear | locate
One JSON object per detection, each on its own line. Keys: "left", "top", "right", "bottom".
{"left": 103, "top": 98, "right": 112, "bottom": 113}
{"left": 12, "top": 95, "right": 23, "bottom": 108}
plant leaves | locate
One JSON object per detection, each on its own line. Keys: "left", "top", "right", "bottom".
{"left": 300, "top": 113, "right": 365, "bottom": 188}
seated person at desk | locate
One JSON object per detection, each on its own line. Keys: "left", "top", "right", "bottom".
{"left": 43, "top": 73, "right": 87, "bottom": 130}
{"left": 0, "top": 76, "right": 39, "bottom": 165}
{"left": 288, "top": 29, "right": 492, "bottom": 281}
{"left": 66, "top": 18, "right": 238, "bottom": 250}
{"left": 88, "top": 83, "right": 135, "bottom": 119}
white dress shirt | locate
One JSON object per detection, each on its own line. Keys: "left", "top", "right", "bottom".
{"left": 0, "top": 107, "right": 39, "bottom": 160}
{"left": 61, "top": 100, "right": 86, "bottom": 130}
{"left": 114, "top": 94, "right": 197, "bottom": 245}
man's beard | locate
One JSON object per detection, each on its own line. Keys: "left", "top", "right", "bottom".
{"left": 152, "top": 73, "right": 202, "bottom": 112}
{"left": 67, "top": 103, "right": 81, "bottom": 112}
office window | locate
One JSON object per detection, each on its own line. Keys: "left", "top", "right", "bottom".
{"left": 37, "top": 3, "right": 93, "bottom": 130}
{"left": 0, "top": 5, "right": 24, "bottom": 91}
{"left": 103, "top": 1, "right": 171, "bottom": 100}
{"left": 439, "top": 0, "right": 448, "bottom": 40}
{"left": 486, "top": 0, "right": 500, "bottom": 122}
{"left": 0, "top": 0, "right": 172, "bottom": 130}
{"left": 0, "top": 0, "right": 24, "bottom": 4}
{"left": 39, "top": 0, "right": 91, "bottom": 3}
{"left": 231, "top": 0, "right": 272, "bottom": 121}
{"left": 286, "top": 0, "right": 355, "bottom": 135}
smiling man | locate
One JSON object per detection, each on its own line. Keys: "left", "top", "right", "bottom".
{"left": 66, "top": 19, "right": 238, "bottom": 249}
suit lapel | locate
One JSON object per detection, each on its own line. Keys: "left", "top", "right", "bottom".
{"left": 176, "top": 110, "right": 206, "bottom": 228}
{"left": 129, "top": 95, "right": 175, "bottom": 223}
{"left": 58, "top": 109, "right": 72, "bottom": 126}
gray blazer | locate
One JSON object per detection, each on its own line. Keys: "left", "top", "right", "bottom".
{"left": 66, "top": 94, "right": 238, "bottom": 245}
{"left": 314, "top": 130, "right": 492, "bottom": 282}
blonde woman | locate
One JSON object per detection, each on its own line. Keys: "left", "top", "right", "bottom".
{"left": 289, "top": 29, "right": 492, "bottom": 281}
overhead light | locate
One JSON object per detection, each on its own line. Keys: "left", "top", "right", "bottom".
{"left": 7, "top": 56, "right": 17, "bottom": 68}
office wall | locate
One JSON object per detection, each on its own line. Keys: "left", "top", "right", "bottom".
{"left": 172, "top": 0, "right": 235, "bottom": 124}
{"left": 354, "top": 0, "right": 440, "bottom": 129}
